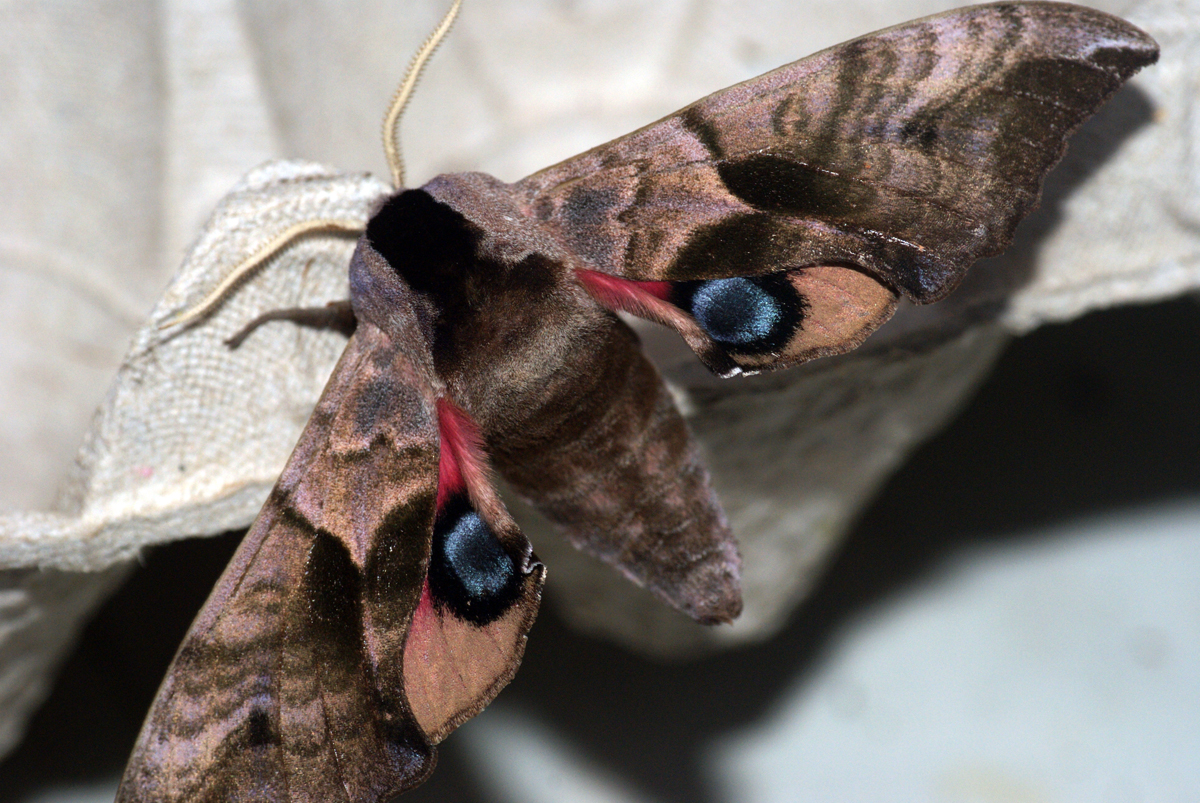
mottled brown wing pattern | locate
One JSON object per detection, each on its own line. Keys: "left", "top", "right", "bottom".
{"left": 116, "top": 327, "right": 441, "bottom": 803}
{"left": 117, "top": 318, "right": 544, "bottom": 803}
{"left": 522, "top": 3, "right": 1157, "bottom": 376}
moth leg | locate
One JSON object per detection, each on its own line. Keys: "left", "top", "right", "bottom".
{"left": 226, "top": 299, "right": 357, "bottom": 348}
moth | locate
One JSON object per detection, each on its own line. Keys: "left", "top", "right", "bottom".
{"left": 117, "top": 3, "right": 1157, "bottom": 801}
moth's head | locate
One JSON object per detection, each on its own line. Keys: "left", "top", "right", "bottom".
{"left": 350, "top": 174, "right": 565, "bottom": 350}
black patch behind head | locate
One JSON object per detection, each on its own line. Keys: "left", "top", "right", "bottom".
{"left": 427, "top": 494, "right": 522, "bottom": 626}
{"left": 364, "top": 188, "right": 560, "bottom": 376}
{"left": 367, "top": 190, "right": 479, "bottom": 282}
{"left": 671, "top": 272, "right": 807, "bottom": 357}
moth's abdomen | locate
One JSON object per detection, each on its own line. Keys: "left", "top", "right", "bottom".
{"left": 489, "top": 313, "right": 744, "bottom": 625}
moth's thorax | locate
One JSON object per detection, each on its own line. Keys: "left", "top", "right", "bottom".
{"left": 351, "top": 172, "right": 632, "bottom": 445}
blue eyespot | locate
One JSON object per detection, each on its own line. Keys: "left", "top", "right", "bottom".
{"left": 669, "top": 272, "right": 808, "bottom": 363}
{"left": 690, "top": 277, "right": 782, "bottom": 345}
{"left": 441, "top": 510, "right": 513, "bottom": 599}
{"left": 429, "top": 494, "right": 523, "bottom": 625}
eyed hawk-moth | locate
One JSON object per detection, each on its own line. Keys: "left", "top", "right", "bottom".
{"left": 116, "top": 3, "right": 1157, "bottom": 801}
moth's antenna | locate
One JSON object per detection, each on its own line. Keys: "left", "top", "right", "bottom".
{"left": 159, "top": 218, "right": 363, "bottom": 329}
{"left": 383, "top": 0, "right": 462, "bottom": 189}
{"left": 161, "top": 1, "right": 462, "bottom": 332}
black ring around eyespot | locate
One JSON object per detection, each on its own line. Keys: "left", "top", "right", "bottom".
{"left": 427, "top": 493, "right": 523, "bottom": 625}
{"left": 670, "top": 273, "right": 807, "bottom": 356}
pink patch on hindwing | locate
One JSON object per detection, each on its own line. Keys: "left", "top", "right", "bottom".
{"left": 435, "top": 398, "right": 488, "bottom": 512}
